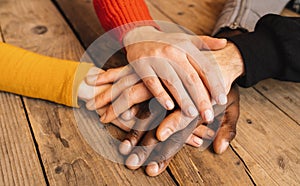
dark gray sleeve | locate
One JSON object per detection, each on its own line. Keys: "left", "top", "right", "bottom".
{"left": 212, "top": 0, "right": 290, "bottom": 35}
{"left": 228, "top": 15, "right": 300, "bottom": 87}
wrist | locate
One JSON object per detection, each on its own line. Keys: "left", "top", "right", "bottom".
{"left": 213, "top": 42, "right": 244, "bottom": 93}
{"left": 123, "top": 26, "right": 160, "bottom": 46}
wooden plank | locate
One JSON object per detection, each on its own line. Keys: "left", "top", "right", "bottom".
{"left": 0, "top": 93, "right": 46, "bottom": 186}
{"left": 147, "top": 0, "right": 227, "bottom": 35}
{"left": 234, "top": 88, "right": 300, "bottom": 185}
{"left": 0, "top": 28, "right": 46, "bottom": 185}
{"left": 54, "top": 0, "right": 254, "bottom": 185}
{"left": 0, "top": 0, "right": 175, "bottom": 185}
{"left": 52, "top": 0, "right": 105, "bottom": 48}
{"left": 255, "top": 80, "right": 300, "bottom": 124}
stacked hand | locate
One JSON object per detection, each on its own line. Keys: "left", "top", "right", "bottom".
{"left": 77, "top": 29, "right": 244, "bottom": 176}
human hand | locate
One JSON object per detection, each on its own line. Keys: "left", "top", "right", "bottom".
{"left": 119, "top": 85, "right": 240, "bottom": 176}
{"left": 123, "top": 26, "right": 228, "bottom": 122}
{"left": 201, "top": 42, "right": 244, "bottom": 94}
{"left": 84, "top": 42, "right": 243, "bottom": 139}
{"left": 78, "top": 66, "right": 136, "bottom": 131}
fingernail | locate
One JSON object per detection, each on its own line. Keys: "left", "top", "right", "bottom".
{"left": 193, "top": 137, "right": 203, "bottom": 146}
{"left": 86, "top": 75, "right": 98, "bottom": 84}
{"left": 204, "top": 109, "right": 214, "bottom": 122}
{"left": 166, "top": 100, "right": 174, "bottom": 110}
{"left": 219, "top": 141, "right": 229, "bottom": 154}
{"left": 160, "top": 128, "right": 173, "bottom": 141}
{"left": 188, "top": 106, "right": 198, "bottom": 117}
{"left": 122, "top": 110, "right": 133, "bottom": 121}
{"left": 207, "top": 130, "right": 215, "bottom": 138}
{"left": 119, "top": 140, "right": 132, "bottom": 155}
{"left": 218, "top": 94, "right": 227, "bottom": 105}
{"left": 220, "top": 38, "right": 227, "bottom": 43}
{"left": 147, "top": 161, "right": 159, "bottom": 174}
{"left": 127, "top": 154, "right": 139, "bottom": 166}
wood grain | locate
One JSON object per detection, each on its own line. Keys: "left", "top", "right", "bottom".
{"left": 0, "top": 94, "right": 46, "bottom": 186}
{"left": 54, "top": 0, "right": 254, "bottom": 185}
{"left": 235, "top": 88, "right": 300, "bottom": 185}
{"left": 147, "top": 0, "right": 227, "bottom": 35}
{"left": 0, "top": 0, "right": 175, "bottom": 185}
{"left": 0, "top": 27, "right": 46, "bottom": 185}
{"left": 53, "top": 0, "right": 104, "bottom": 48}
{"left": 255, "top": 80, "right": 300, "bottom": 124}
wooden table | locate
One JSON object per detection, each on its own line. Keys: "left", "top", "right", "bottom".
{"left": 0, "top": 0, "right": 299, "bottom": 185}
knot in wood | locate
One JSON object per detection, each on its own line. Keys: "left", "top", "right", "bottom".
{"left": 31, "top": 25, "right": 48, "bottom": 35}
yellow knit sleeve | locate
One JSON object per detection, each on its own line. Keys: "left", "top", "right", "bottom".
{"left": 0, "top": 42, "right": 94, "bottom": 107}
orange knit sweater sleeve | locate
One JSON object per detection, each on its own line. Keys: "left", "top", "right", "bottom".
{"left": 93, "top": 0, "right": 159, "bottom": 42}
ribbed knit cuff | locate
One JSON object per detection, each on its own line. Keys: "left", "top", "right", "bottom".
{"left": 93, "top": 0, "right": 160, "bottom": 43}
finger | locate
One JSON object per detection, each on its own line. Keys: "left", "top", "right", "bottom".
{"left": 164, "top": 52, "right": 214, "bottom": 122}
{"left": 187, "top": 47, "right": 227, "bottom": 105}
{"left": 191, "top": 36, "right": 227, "bottom": 50}
{"left": 120, "top": 105, "right": 139, "bottom": 121}
{"left": 86, "top": 66, "right": 105, "bottom": 76}
{"left": 130, "top": 59, "right": 175, "bottom": 110}
{"left": 125, "top": 128, "right": 158, "bottom": 169}
{"left": 149, "top": 57, "right": 198, "bottom": 118}
{"left": 213, "top": 85, "right": 240, "bottom": 154}
{"left": 185, "top": 134, "right": 203, "bottom": 147}
{"left": 145, "top": 158, "right": 172, "bottom": 177}
{"left": 192, "top": 124, "right": 215, "bottom": 139}
{"left": 96, "top": 106, "right": 136, "bottom": 131}
{"left": 86, "top": 73, "right": 140, "bottom": 110}
{"left": 86, "top": 65, "right": 133, "bottom": 85}
{"left": 119, "top": 103, "right": 163, "bottom": 155}
{"left": 100, "top": 83, "right": 152, "bottom": 123}
{"left": 146, "top": 118, "right": 198, "bottom": 176}
{"left": 110, "top": 118, "right": 136, "bottom": 132}
{"left": 78, "top": 71, "right": 111, "bottom": 102}
{"left": 156, "top": 109, "right": 194, "bottom": 141}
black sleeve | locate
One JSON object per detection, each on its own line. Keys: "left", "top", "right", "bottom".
{"left": 227, "top": 14, "right": 300, "bottom": 88}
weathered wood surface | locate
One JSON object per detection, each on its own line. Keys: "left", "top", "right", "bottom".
{"left": 0, "top": 0, "right": 174, "bottom": 185}
{"left": 0, "top": 25, "right": 46, "bottom": 185}
{"left": 0, "top": 0, "right": 299, "bottom": 185}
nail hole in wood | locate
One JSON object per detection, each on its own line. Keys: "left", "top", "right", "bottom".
{"left": 177, "top": 12, "right": 184, "bottom": 15}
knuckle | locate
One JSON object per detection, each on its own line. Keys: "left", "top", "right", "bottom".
{"left": 119, "top": 76, "right": 133, "bottom": 87}
{"left": 144, "top": 78, "right": 157, "bottom": 87}
{"left": 185, "top": 72, "right": 199, "bottom": 85}
{"left": 162, "top": 45, "right": 178, "bottom": 55}
{"left": 196, "top": 99, "right": 210, "bottom": 109}
{"left": 163, "top": 78, "right": 180, "bottom": 89}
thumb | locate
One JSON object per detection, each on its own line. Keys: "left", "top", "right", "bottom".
{"left": 213, "top": 85, "right": 240, "bottom": 154}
